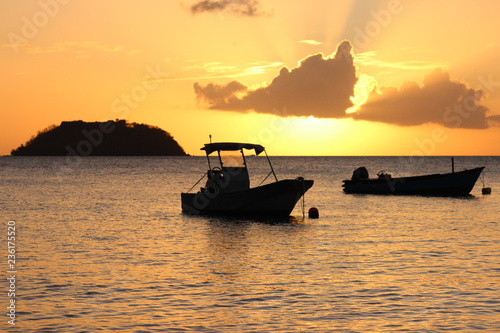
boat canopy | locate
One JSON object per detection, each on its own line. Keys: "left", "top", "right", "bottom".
{"left": 201, "top": 142, "right": 265, "bottom": 156}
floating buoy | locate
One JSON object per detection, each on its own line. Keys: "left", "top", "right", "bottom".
{"left": 308, "top": 207, "right": 319, "bottom": 218}
{"left": 480, "top": 172, "right": 491, "bottom": 195}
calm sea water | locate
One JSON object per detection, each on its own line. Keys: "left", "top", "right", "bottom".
{"left": 1, "top": 156, "right": 499, "bottom": 332}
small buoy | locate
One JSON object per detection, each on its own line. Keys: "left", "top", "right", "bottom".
{"left": 482, "top": 187, "right": 492, "bottom": 195}
{"left": 480, "top": 172, "right": 490, "bottom": 195}
{"left": 308, "top": 207, "right": 319, "bottom": 218}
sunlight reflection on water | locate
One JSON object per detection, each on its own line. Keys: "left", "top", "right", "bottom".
{"left": 1, "top": 156, "right": 499, "bottom": 332}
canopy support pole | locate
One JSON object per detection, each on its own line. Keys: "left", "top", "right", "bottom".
{"left": 205, "top": 152, "right": 211, "bottom": 170}
{"left": 264, "top": 149, "right": 278, "bottom": 182}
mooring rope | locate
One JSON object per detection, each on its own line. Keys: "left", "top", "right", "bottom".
{"left": 187, "top": 173, "right": 207, "bottom": 193}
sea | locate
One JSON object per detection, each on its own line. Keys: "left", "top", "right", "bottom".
{"left": 1, "top": 155, "right": 499, "bottom": 332}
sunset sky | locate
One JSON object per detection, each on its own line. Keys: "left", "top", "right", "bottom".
{"left": 2, "top": 0, "right": 500, "bottom": 156}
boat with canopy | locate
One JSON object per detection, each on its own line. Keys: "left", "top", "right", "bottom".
{"left": 181, "top": 142, "right": 313, "bottom": 216}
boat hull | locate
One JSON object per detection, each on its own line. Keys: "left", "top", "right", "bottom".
{"left": 342, "top": 167, "right": 484, "bottom": 196}
{"left": 182, "top": 179, "right": 313, "bottom": 216}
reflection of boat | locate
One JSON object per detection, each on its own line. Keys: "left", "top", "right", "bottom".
{"left": 181, "top": 142, "right": 313, "bottom": 216}
{"left": 342, "top": 166, "right": 485, "bottom": 196}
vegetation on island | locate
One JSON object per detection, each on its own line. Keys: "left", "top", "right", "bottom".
{"left": 11, "top": 120, "right": 188, "bottom": 156}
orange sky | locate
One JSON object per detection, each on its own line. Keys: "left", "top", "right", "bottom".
{"left": 1, "top": 0, "right": 500, "bottom": 156}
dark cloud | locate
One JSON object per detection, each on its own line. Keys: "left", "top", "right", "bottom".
{"left": 194, "top": 40, "right": 494, "bottom": 129}
{"left": 352, "top": 69, "right": 491, "bottom": 129}
{"left": 190, "top": 0, "right": 264, "bottom": 17}
{"left": 488, "top": 114, "right": 500, "bottom": 126}
{"left": 194, "top": 80, "right": 247, "bottom": 106}
{"left": 194, "top": 40, "right": 358, "bottom": 118}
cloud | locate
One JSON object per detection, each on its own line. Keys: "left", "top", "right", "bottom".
{"left": 194, "top": 40, "right": 494, "bottom": 129}
{"left": 194, "top": 81, "right": 247, "bottom": 106}
{"left": 194, "top": 40, "right": 358, "bottom": 117}
{"left": 2, "top": 41, "right": 124, "bottom": 56}
{"left": 488, "top": 114, "right": 500, "bottom": 126}
{"left": 298, "top": 40, "right": 322, "bottom": 45}
{"left": 352, "top": 68, "right": 491, "bottom": 129}
{"left": 356, "top": 51, "right": 447, "bottom": 70}
{"left": 152, "top": 61, "right": 283, "bottom": 82}
{"left": 190, "top": 0, "right": 265, "bottom": 17}
{"left": 185, "top": 61, "right": 283, "bottom": 77}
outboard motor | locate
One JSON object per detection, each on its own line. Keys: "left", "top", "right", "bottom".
{"left": 351, "top": 167, "right": 369, "bottom": 181}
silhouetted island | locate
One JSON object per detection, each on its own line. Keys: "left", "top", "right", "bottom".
{"left": 11, "top": 120, "right": 188, "bottom": 156}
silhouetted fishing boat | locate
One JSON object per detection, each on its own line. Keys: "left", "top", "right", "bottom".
{"left": 181, "top": 142, "right": 313, "bottom": 216}
{"left": 342, "top": 166, "right": 484, "bottom": 196}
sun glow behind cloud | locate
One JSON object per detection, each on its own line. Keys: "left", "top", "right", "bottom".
{"left": 355, "top": 51, "right": 448, "bottom": 71}
{"left": 182, "top": 61, "right": 285, "bottom": 80}
{"left": 346, "top": 73, "right": 378, "bottom": 114}
{"left": 298, "top": 40, "right": 322, "bottom": 46}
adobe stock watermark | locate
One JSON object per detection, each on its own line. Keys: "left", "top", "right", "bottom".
{"left": 51, "top": 63, "right": 168, "bottom": 181}
{"left": 185, "top": 165, "right": 250, "bottom": 214}
{"left": 7, "top": 0, "right": 72, "bottom": 54}
{"left": 247, "top": 106, "right": 290, "bottom": 145}
{"left": 111, "top": 64, "right": 169, "bottom": 119}
{"left": 396, "top": 73, "right": 499, "bottom": 176}
{"left": 443, "top": 73, "right": 500, "bottom": 128}
{"left": 6, "top": 220, "right": 17, "bottom": 326}
{"left": 396, "top": 128, "right": 448, "bottom": 176}
{"left": 352, "top": 0, "right": 404, "bottom": 50}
